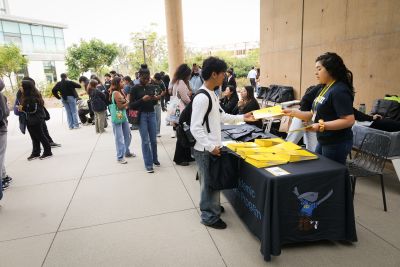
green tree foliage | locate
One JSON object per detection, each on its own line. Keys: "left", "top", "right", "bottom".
{"left": 128, "top": 24, "right": 168, "bottom": 74}
{"left": 0, "top": 44, "right": 28, "bottom": 90}
{"left": 65, "top": 39, "right": 119, "bottom": 79}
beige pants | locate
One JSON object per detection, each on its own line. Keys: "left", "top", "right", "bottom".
{"left": 94, "top": 111, "right": 106, "bottom": 133}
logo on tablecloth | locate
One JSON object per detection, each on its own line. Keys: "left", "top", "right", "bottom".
{"left": 293, "top": 186, "right": 333, "bottom": 231}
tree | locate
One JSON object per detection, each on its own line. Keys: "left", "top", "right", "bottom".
{"left": 128, "top": 24, "right": 168, "bottom": 74}
{"left": 113, "top": 45, "right": 133, "bottom": 76}
{"left": 0, "top": 44, "right": 28, "bottom": 90}
{"left": 65, "top": 39, "right": 119, "bottom": 79}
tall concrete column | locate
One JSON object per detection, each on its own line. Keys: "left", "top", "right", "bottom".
{"left": 259, "top": 0, "right": 270, "bottom": 87}
{"left": 164, "top": 0, "right": 184, "bottom": 76}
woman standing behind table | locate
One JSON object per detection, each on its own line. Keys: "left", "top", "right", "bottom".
{"left": 284, "top": 52, "right": 355, "bottom": 164}
{"left": 20, "top": 80, "right": 52, "bottom": 160}
{"left": 236, "top": 86, "right": 263, "bottom": 129}
{"left": 171, "top": 64, "right": 194, "bottom": 166}
{"left": 109, "top": 77, "right": 134, "bottom": 164}
{"left": 220, "top": 85, "right": 239, "bottom": 114}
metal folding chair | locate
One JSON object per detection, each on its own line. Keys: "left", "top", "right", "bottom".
{"left": 347, "top": 133, "right": 391, "bottom": 211}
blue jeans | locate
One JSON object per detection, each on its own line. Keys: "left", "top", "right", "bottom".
{"left": 154, "top": 103, "right": 161, "bottom": 135}
{"left": 316, "top": 139, "right": 353, "bottom": 165}
{"left": 62, "top": 96, "right": 79, "bottom": 129}
{"left": 194, "top": 149, "right": 221, "bottom": 225}
{"left": 139, "top": 112, "right": 158, "bottom": 170}
{"left": 112, "top": 120, "right": 131, "bottom": 160}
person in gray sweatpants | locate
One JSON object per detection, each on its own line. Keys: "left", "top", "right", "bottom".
{"left": 0, "top": 79, "right": 11, "bottom": 200}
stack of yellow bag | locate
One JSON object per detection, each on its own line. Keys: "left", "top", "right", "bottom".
{"left": 227, "top": 138, "right": 318, "bottom": 168}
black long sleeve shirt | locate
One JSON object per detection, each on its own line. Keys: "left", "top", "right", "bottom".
{"left": 129, "top": 84, "right": 158, "bottom": 112}
{"left": 52, "top": 80, "right": 81, "bottom": 100}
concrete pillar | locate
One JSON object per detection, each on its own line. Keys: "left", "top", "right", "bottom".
{"left": 164, "top": 0, "right": 184, "bottom": 76}
{"left": 259, "top": 0, "right": 269, "bottom": 87}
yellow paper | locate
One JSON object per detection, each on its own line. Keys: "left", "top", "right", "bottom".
{"left": 253, "top": 106, "right": 284, "bottom": 119}
{"left": 236, "top": 147, "right": 274, "bottom": 157}
{"left": 255, "top": 138, "right": 285, "bottom": 147}
{"left": 273, "top": 142, "right": 302, "bottom": 151}
{"left": 227, "top": 142, "right": 259, "bottom": 152}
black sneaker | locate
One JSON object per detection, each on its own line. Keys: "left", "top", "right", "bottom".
{"left": 220, "top": 206, "right": 225, "bottom": 213}
{"left": 2, "top": 175, "right": 12, "bottom": 184}
{"left": 39, "top": 153, "right": 53, "bottom": 160}
{"left": 207, "top": 219, "right": 227, "bottom": 230}
{"left": 27, "top": 155, "right": 39, "bottom": 161}
{"left": 146, "top": 168, "right": 154, "bottom": 173}
{"left": 50, "top": 142, "right": 61, "bottom": 147}
{"left": 176, "top": 161, "right": 189, "bottom": 166}
{"left": 153, "top": 161, "right": 161, "bottom": 167}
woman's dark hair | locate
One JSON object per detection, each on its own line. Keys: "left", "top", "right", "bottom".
{"left": 201, "top": 57, "right": 227, "bottom": 80}
{"left": 171, "top": 64, "right": 191, "bottom": 85}
{"left": 123, "top": 75, "right": 132, "bottom": 82}
{"left": 79, "top": 76, "right": 89, "bottom": 84}
{"left": 244, "top": 86, "right": 255, "bottom": 101}
{"left": 109, "top": 76, "right": 122, "bottom": 101}
{"left": 22, "top": 76, "right": 36, "bottom": 85}
{"left": 316, "top": 52, "right": 354, "bottom": 96}
{"left": 105, "top": 73, "right": 111, "bottom": 78}
{"left": 21, "top": 80, "right": 44, "bottom": 106}
{"left": 88, "top": 79, "right": 98, "bottom": 92}
{"left": 154, "top": 73, "right": 162, "bottom": 81}
{"left": 139, "top": 64, "right": 150, "bottom": 77}
{"left": 91, "top": 76, "right": 102, "bottom": 84}
{"left": 225, "top": 85, "right": 238, "bottom": 98}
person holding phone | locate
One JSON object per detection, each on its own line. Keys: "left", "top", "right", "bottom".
{"left": 129, "top": 64, "right": 163, "bottom": 173}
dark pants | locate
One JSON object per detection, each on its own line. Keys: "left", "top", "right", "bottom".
{"left": 78, "top": 109, "right": 94, "bottom": 123}
{"left": 42, "top": 121, "right": 54, "bottom": 143}
{"left": 315, "top": 139, "right": 352, "bottom": 165}
{"left": 250, "top": 78, "right": 256, "bottom": 89}
{"left": 27, "top": 121, "right": 51, "bottom": 156}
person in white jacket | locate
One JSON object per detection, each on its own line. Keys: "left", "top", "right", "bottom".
{"left": 191, "top": 57, "right": 256, "bottom": 229}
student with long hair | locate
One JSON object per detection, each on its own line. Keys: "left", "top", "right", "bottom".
{"left": 20, "top": 80, "right": 52, "bottom": 160}
{"left": 220, "top": 85, "right": 239, "bottom": 114}
{"left": 284, "top": 52, "right": 355, "bottom": 164}
{"left": 236, "top": 86, "right": 263, "bottom": 128}
{"left": 129, "top": 64, "right": 160, "bottom": 173}
{"left": 171, "top": 64, "right": 193, "bottom": 166}
{"left": 87, "top": 79, "right": 108, "bottom": 133}
{"left": 109, "top": 77, "right": 134, "bottom": 164}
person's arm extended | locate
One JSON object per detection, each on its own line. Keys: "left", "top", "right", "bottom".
{"left": 283, "top": 109, "right": 313, "bottom": 121}
{"left": 52, "top": 83, "right": 61, "bottom": 99}
{"left": 71, "top": 81, "right": 82, "bottom": 88}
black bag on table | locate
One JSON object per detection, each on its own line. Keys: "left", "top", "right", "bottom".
{"left": 208, "top": 147, "right": 240, "bottom": 190}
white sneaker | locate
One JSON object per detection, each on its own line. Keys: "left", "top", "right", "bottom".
{"left": 118, "top": 159, "right": 128, "bottom": 164}
{"left": 171, "top": 133, "right": 176, "bottom": 138}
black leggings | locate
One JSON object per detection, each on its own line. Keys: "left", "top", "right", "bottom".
{"left": 27, "top": 121, "right": 51, "bottom": 156}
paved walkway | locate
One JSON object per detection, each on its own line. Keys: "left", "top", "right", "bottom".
{"left": 1, "top": 108, "right": 400, "bottom": 267}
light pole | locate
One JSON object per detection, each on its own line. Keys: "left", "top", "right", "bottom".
{"left": 139, "top": 38, "right": 147, "bottom": 64}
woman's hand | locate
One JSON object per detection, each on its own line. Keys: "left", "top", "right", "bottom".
{"left": 305, "top": 123, "right": 319, "bottom": 132}
{"left": 142, "top": 95, "right": 152, "bottom": 101}
{"left": 373, "top": 114, "right": 382, "bottom": 120}
{"left": 243, "top": 112, "right": 257, "bottom": 122}
{"left": 283, "top": 109, "right": 296, "bottom": 117}
{"left": 238, "top": 99, "right": 244, "bottom": 107}
{"left": 17, "top": 105, "right": 23, "bottom": 112}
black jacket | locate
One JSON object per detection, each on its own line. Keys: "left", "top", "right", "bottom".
{"left": 52, "top": 80, "right": 81, "bottom": 100}
{"left": 220, "top": 95, "right": 239, "bottom": 114}
{"left": 226, "top": 76, "right": 237, "bottom": 90}
{"left": 129, "top": 84, "right": 158, "bottom": 112}
{"left": 239, "top": 98, "right": 263, "bottom": 129}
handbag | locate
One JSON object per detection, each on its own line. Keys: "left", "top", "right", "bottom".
{"left": 128, "top": 109, "right": 140, "bottom": 125}
{"left": 208, "top": 147, "right": 240, "bottom": 190}
{"left": 109, "top": 91, "right": 127, "bottom": 124}
{"left": 166, "top": 84, "right": 181, "bottom": 124}
{"left": 19, "top": 112, "right": 27, "bottom": 134}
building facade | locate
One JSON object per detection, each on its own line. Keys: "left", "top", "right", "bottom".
{"left": 0, "top": 1, "right": 67, "bottom": 89}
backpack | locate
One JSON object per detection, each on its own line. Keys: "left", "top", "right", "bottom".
{"left": 176, "top": 89, "right": 212, "bottom": 148}
{"left": 90, "top": 89, "right": 107, "bottom": 112}
{"left": 371, "top": 99, "right": 400, "bottom": 121}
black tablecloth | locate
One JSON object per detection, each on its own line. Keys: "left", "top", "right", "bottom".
{"left": 222, "top": 129, "right": 357, "bottom": 261}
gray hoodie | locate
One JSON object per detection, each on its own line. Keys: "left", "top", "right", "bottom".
{"left": 0, "top": 79, "right": 9, "bottom": 132}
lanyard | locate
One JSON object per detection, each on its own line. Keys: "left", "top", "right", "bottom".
{"left": 312, "top": 81, "right": 335, "bottom": 112}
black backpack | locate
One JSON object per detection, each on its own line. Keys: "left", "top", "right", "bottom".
{"left": 176, "top": 89, "right": 213, "bottom": 148}
{"left": 90, "top": 89, "right": 107, "bottom": 112}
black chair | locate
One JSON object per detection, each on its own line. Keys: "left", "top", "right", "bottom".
{"left": 347, "top": 133, "right": 391, "bottom": 211}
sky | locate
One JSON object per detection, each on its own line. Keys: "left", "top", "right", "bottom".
{"left": 9, "top": 0, "right": 260, "bottom": 48}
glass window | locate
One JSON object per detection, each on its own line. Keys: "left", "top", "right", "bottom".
{"left": 19, "top": 23, "right": 31, "bottom": 34}
{"left": 0, "top": 32, "right": 4, "bottom": 44}
{"left": 45, "top": 37, "right": 56, "bottom": 52}
{"left": 31, "top": 25, "right": 43, "bottom": 36}
{"left": 2, "top": 21, "right": 19, "bottom": 33}
{"left": 4, "top": 34, "right": 22, "bottom": 47}
{"left": 33, "top": 35, "right": 45, "bottom": 51}
{"left": 43, "top": 61, "right": 57, "bottom": 83}
{"left": 0, "top": 20, "right": 3, "bottom": 31}
{"left": 55, "top": 38, "right": 65, "bottom": 51}
{"left": 21, "top": 34, "right": 33, "bottom": 53}
{"left": 43, "top": 26, "right": 54, "bottom": 37}
{"left": 54, "top": 28, "right": 63, "bottom": 38}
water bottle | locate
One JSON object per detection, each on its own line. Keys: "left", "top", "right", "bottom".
{"left": 358, "top": 103, "right": 366, "bottom": 114}
{"left": 183, "top": 122, "right": 190, "bottom": 131}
